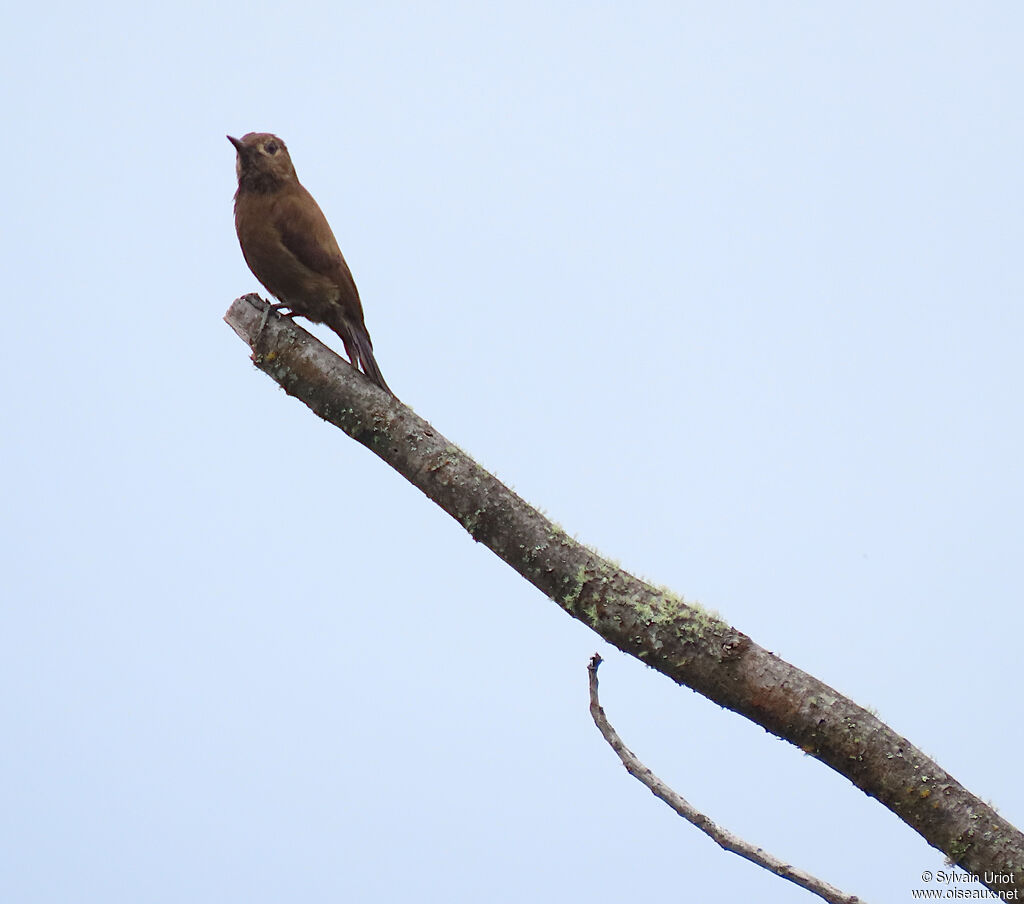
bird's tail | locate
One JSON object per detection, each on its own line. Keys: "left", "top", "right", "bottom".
{"left": 334, "top": 313, "right": 396, "bottom": 398}
{"left": 354, "top": 328, "right": 395, "bottom": 398}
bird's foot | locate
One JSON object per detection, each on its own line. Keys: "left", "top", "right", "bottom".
{"left": 253, "top": 302, "right": 293, "bottom": 346}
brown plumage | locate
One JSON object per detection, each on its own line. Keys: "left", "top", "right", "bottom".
{"left": 229, "top": 132, "right": 394, "bottom": 396}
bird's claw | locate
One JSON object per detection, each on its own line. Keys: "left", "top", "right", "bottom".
{"left": 252, "top": 302, "right": 293, "bottom": 347}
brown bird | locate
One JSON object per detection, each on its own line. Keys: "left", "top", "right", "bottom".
{"left": 229, "top": 132, "right": 394, "bottom": 396}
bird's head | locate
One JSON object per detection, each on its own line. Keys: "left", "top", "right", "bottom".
{"left": 228, "top": 132, "right": 297, "bottom": 190}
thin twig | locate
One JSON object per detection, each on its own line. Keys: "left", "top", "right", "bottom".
{"left": 586, "top": 655, "right": 863, "bottom": 904}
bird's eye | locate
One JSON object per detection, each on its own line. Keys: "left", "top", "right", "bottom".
{"left": 264, "top": 141, "right": 279, "bottom": 155}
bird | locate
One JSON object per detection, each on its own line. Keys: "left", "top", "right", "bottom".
{"left": 228, "top": 132, "right": 394, "bottom": 396}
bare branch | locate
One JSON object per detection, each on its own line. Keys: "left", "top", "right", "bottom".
{"left": 587, "top": 655, "right": 863, "bottom": 903}
{"left": 224, "top": 293, "right": 1024, "bottom": 894}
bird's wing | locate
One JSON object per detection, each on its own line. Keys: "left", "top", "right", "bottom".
{"left": 273, "top": 188, "right": 350, "bottom": 280}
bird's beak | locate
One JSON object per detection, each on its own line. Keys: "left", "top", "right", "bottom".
{"left": 227, "top": 135, "right": 244, "bottom": 153}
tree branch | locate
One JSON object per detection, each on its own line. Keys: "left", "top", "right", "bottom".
{"left": 224, "top": 293, "right": 1023, "bottom": 894}
{"left": 587, "top": 655, "right": 863, "bottom": 903}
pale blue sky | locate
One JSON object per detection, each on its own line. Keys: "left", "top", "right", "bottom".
{"left": 2, "top": 3, "right": 1022, "bottom": 901}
